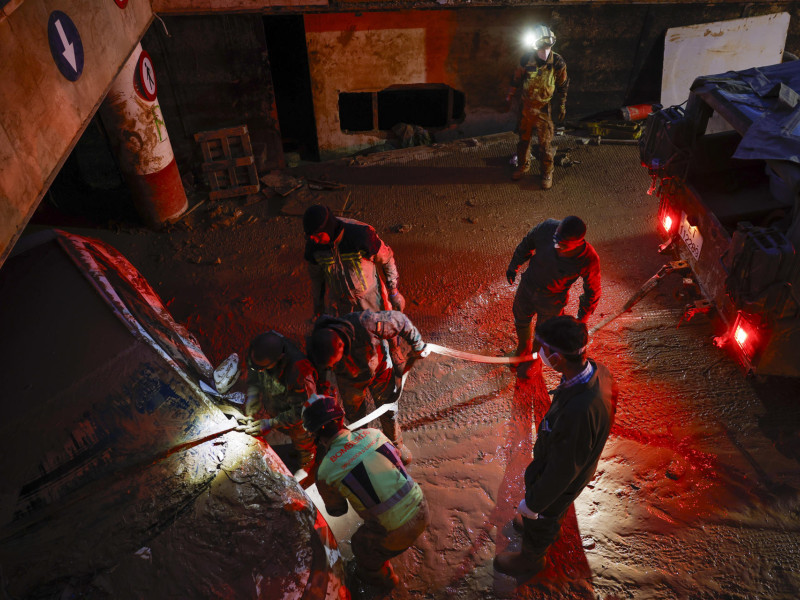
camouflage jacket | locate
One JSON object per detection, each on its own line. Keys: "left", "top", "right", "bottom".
{"left": 304, "top": 217, "right": 399, "bottom": 316}
{"left": 245, "top": 335, "right": 317, "bottom": 429}
{"left": 310, "top": 310, "right": 425, "bottom": 385}
{"left": 509, "top": 51, "right": 568, "bottom": 109}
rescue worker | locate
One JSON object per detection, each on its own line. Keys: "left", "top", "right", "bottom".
{"left": 307, "top": 310, "right": 428, "bottom": 465}
{"left": 494, "top": 316, "right": 617, "bottom": 576}
{"left": 506, "top": 216, "right": 601, "bottom": 367}
{"left": 506, "top": 25, "right": 568, "bottom": 189}
{"left": 303, "top": 395, "right": 429, "bottom": 590}
{"left": 236, "top": 331, "right": 318, "bottom": 470}
{"left": 303, "top": 204, "right": 406, "bottom": 318}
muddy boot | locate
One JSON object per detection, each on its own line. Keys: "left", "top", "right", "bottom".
{"left": 493, "top": 550, "right": 547, "bottom": 577}
{"left": 541, "top": 162, "right": 554, "bottom": 190}
{"left": 512, "top": 139, "right": 532, "bottom": 180}
{"left": 511, "top": 163, "right": 530, "bottom": 181}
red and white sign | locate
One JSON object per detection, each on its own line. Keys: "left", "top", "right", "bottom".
{"left": 136, "top": 51, "right": 157, "bottom": 101}
{"left": 114, "top": 0, "right": 128, "bottom": 8}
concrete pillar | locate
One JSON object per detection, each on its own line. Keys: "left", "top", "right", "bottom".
{"left": 100, "top": 43, "right": 187, "bottom": 227}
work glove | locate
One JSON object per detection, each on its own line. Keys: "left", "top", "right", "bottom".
{"left": 412, "top": 342, "right": 432, "bottom": 359}
{"left": 506, "top": 269, "right": 517, "bottom": 285}
{"left": 517, "top": 498, "right": 539, "bottom": 520}
{"left": 389, "top": 289, "right": 406, "bottom": 312}
{"left": 236, "top": 417, "right": 272, "bottom": 436}
{"left": 557, "top": 104, "right": 567, "bottom": 123}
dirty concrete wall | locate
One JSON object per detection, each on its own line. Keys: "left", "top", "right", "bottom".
{"left": 0, "top": 0, "right": 152, "bottom": 265}
{"left": 141, "top": 15, "right": 284, "bottom": 184}
{"left": 305, "top": 3, "right": 800, "bottom": 160}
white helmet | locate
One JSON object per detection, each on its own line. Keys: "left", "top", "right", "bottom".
{"left": 525, "top": 25, "right": 556, "bottom": 50}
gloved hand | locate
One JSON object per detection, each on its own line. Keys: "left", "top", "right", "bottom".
{"left": 413, "top": 342, "right": 432, "bottom": 359}
{"left": 517, "top": 498, "right": 539, "bottom": 520}
{"left": 304, "top": 393, "right": 324, "bottom": 410}
{"left": 236, "top": 417, "right": 272, "bottom": 436}
{"left": 506, "top": 269, "right": 517, "bottom": 285}
{"left": 389, "top": 289, "right": 406, "bottom": 312}
{"left": 557, "top": 104, "right": 567, "bottom": 123}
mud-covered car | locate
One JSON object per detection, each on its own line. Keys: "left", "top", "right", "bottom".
{"left": 0, "top": 230, "right": 345, "bottom": 599}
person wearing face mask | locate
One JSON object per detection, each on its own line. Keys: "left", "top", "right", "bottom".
{"left": 506, "top": 216, "right": 601, "bottom": 370}
{"left": 506, "top": 25, "right": 568, "bottom": 189}
{"left": 494, "top": 315, "right": 617, "bottom": 577}
{"left": 235, "top": 331, "right": 319, "bottom": 471}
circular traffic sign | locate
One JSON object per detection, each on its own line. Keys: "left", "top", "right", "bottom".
{"left": 136, "top": 51, "right": 158, "bottom": 101}
{"left": 47, "top": 11, "right": 84, "bottom": 82}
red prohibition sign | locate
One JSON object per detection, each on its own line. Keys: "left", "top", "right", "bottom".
{"left": 136, "top": 51, "right": 158, "bottom": 101}
{"left": 114, "top": 0, "right": 128, "bottom": 8}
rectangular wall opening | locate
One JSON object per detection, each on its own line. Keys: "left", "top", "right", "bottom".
{"left": 339, "top": 84, "right": 465, "bottom": 133}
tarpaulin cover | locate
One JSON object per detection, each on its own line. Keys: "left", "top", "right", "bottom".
{"left": 690, "top": 61, "right": 800, "bottom": 164}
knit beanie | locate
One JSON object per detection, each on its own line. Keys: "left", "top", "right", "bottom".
{"left": 303, "top": 205, "right": 334, "bottom": 236}
{"left": 556, "top": 216, "right": 587, "bottom": 241}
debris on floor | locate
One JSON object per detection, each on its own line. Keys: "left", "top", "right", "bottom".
{"left": 260, "top": 171, "right": 304, "bottom": 197}
{"left": 391, "top": 122, "right": 432, "bottom": 148}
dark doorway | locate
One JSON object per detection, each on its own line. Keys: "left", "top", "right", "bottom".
{"left": 263, "top": 15, "right": 319, "bottom": 161}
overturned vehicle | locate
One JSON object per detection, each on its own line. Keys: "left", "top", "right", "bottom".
{"left": 641, "top": 60, "right": 800, "bottom": 377}
{"left": 0, "top": 230, "right": 344, "bottom": 598}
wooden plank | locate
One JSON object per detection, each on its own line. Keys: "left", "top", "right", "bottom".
{"left": 194, "top": 125, "right": 248, "bottom": 144}
{"left": 201, "top": 156, "right": 255, "bottom": 171}
{"left": 209, "top": 184, "right": 260, "bottom": 201}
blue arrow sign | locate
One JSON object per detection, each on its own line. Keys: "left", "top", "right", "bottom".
{"left": 48, "top": 11, "right": 84, "bottom": 81}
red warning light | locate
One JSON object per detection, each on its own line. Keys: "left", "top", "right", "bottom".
{"left": 734, "top": 325, "right": 748, "bottom": 347}
{"left": 663, "top": 214, "right": 673, "bottom": 233}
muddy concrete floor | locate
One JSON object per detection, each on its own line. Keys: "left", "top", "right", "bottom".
{"left": 48, "top": 132, "right": 800, "bottom": 599}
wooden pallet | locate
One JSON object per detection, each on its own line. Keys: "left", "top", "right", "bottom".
{"left": 194, "top": 126, "right": 260, "bottom": 200}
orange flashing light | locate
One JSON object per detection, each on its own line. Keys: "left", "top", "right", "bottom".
{"left": 663, "top": 214, "right": 673, "bottom": 233}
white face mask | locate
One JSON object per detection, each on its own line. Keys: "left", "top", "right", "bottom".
{"left": 537, "top": 47, "right": 552, "bottom": 60}
{"left": 540, "top": 347, "right": 559, "bottom": 370}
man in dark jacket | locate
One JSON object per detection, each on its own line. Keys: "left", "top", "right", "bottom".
{"left": 236, "top": 331, "right": 318, "bottom": 470}
{"left": 303, "top": 204, "right": 406, "bottom": 318}
{"left": 506, "top": 216, "right": 601, "bottom": 365}
{"left": 494, "top": 316, "right": 617, "bottom": 577}
{"left": 308, "top": 310, "right": 428, "bottom": 465}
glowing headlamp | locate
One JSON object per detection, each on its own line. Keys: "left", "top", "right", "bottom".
{"left": 523, "top": 31, "right": 540, "bottom": 49}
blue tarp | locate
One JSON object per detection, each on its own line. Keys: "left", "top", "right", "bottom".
{"left": 691, "top": 61, "right": 800, "bottom": 164}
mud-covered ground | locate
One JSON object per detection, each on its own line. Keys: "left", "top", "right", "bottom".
{"left": 42, "top": 133, "right": 800, "bottom": 599}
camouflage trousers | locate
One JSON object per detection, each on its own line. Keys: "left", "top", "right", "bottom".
{"left": 516, "top": 103, "right": 555, "bottom": 176}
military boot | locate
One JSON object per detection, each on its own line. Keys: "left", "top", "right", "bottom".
{"left": 493, "top": 550, "right": 547, "bottom": 577}
{"left": 512, "top": 139, "right": 533, "bottom": 180}
{"left": 541, "top": 162, "right": 554, "bottom": 190}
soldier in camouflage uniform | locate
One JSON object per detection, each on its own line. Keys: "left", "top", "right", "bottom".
{"left": 307, "top": 310, "right": 429, "bottom": 465}
{"left": 237, "top": 331, "right": 318, "bottom": 470}
{"left": 303, "top": 204, "right": 406, "bottom": 318}
{"left": 506, "top": 25, "right": 569, "bottom": 189}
